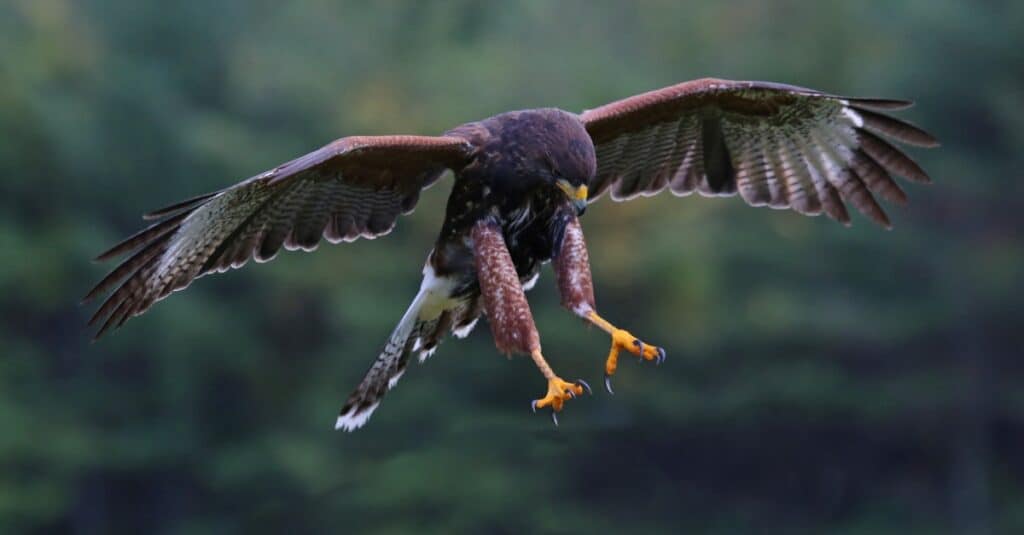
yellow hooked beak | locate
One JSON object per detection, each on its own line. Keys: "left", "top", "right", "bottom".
{"left": 557, "top": 180, "right": 589, "bottom": 215}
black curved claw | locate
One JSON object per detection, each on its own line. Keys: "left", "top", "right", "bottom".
{"left": 551, "top": 411, "right": 559, "bottom": 427}
{"left": 634, "top": 340, "right": 645, "bottom": 362}
{"left": 567, "top": 389, "right": 575, "bottom": 399}
{"left": 576, "top": 379, "right": 592, "bottom": 395}
{"left": 604, "top": 374, "right": 615, "bottom": 395}
{"left": 531, "top": 399, "right": 538, "bottom": 413}
{"left": 656, "top": 347, "right": 667, "bottom": 365}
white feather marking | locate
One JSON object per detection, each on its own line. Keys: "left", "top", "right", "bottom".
{"left": 392, "top": 290, "right": 427, "bottom": 344}
{"left": 452, "top": 317, "right": 479, "bottom": 339}
{"left": 841, "top": 105, "right": 864, "bottom": 128}
{"left": 521, "top": 272, "right": 540, "bottom": 291}
{"left": 417, "top": 346, "right": 437, "bottom": 363}
{"left": 387, "top": 370, "right": 405, "bottom": 390}
{"left": 283, "top": 242, "right": 321, "bottom": 253}
{"left": 252, "top": 252, "right": 277, "bottom": 264}
{"left": 334, "top": 401, "right": 380, "bottom": 431}
{"left": 573, "top": 302, "right": 594, "bottom": 317}
{"left": 417, "top": 262, "right": 459, "bottom": 321}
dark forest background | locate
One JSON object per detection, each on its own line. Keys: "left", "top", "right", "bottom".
{"left": 2, "top": 1, "right": 1022, "bottom": 533}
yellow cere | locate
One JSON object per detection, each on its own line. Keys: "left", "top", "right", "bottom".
{"left": 558, "top": 180, "right": 588, "bottom": 201}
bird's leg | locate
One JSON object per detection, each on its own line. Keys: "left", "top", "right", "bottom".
{"left": 552, "top": 212, "right": 665, "bottom": 394}
{"left": 471, "top": 220, "right": 589, "bottom": 425}
{"left": 581, "top": 311, "right": 665, "bottom": 393}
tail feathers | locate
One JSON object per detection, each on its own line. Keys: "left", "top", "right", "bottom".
{"left": 334, "top": 298, "right": 456, "bottom": 431}
{"left": 335, "top": 291, "right": 481, "bottom": 431}
{"left": 335, "top": 335, "right": 410, "bottom": 431}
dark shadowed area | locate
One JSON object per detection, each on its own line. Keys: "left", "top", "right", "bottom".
{"left": 2, "top": 1, "right": 1021, "bottom": 533}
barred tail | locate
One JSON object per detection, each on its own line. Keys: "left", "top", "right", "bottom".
{"left": 334, "top": 290, "right": 426, "bottom": 431}
{"left": 334, "top": 262, "right": 482, "bottom": 431}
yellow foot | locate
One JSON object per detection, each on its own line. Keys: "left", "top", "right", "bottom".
{"left": 531, "top": 376, "right": 592, "bottom": 426}
{"left": 604, "top": 329, "right": 666, "bottom": 394}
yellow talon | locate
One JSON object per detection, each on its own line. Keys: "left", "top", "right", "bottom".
{"left": 603, "top": 328, "right": 665, "bottom": 391}
{"left": 532, "top": 376, "right": 585, "bottom": 413}
{"left": 528, "top": 350, "right": 591, "bottom": 425}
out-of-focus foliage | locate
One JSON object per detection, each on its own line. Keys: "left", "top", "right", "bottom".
{"left": 1, "top": 1, "right": 1021, "bottom": 533}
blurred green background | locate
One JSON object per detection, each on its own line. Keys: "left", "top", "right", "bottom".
{"left": 2, "top": 1, "right": 1022, "bottom": 533}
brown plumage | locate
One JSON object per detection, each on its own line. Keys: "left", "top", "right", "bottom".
{"left": 583, "top": 79, "right": 937, "bottom": 228}
{"left": 472, "top": 221, "right": 541, "bottom": 355}
{"left": 553, "top": 216, "right": 595, "bottom": 317}
{"left": 85, "top": 78, "right": 937, "bottom": 430}
{"left": 84, "top": 136, "right": 472, "bottom": 339}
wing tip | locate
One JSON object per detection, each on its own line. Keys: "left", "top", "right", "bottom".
{"left": 847, "top": 97, "right": 916, "bottom": 110}
{"left": 850, "top": 105, "right": 941, "bottom": 148}
{"left": 142, "top": 191, "right": 220, "bottom": 221}
{"left": 86, "top": 305, "right": 106, "bottom": 328}
{"left": 93, "top": 250, "right": 120, "bottom": 263}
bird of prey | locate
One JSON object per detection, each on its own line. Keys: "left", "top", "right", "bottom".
{"left": 85, "top": 78, "right": 937, "bottom": 430}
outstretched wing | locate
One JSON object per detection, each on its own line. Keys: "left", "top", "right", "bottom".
{"left": 85, "top": 135, "right": 473, "bottom": 339}
{"left": 581, "top": 78, "right": 938, "bottom": 226}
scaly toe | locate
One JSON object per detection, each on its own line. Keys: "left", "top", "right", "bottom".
{"left": 622, "top": 330, "right": 665, "bottom": 364}
{"left": 531, "top": 377, "right": 585, "bottom": 424}
{"left": 603, "top": 330, "right": 665, "bottom": 392}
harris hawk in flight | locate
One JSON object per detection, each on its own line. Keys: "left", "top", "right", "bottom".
{"left": 85, "top": 79, "right": 937, "bottom": 430}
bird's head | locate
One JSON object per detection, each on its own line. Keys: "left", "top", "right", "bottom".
{"left": 471, "top": 109, "right": 596, "bottom": 215}
{"left": 546, "top": 147, "right": 592, "bottom": 216}
{"left": 534, "top": 113, "right": 596, "bottom": 216}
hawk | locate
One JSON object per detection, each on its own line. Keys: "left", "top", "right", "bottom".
{"left": 85, "top": 78, "right": 937, "bottom": 430}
